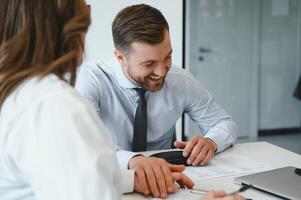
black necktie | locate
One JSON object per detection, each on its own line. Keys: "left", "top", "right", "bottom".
{"left": 132, "top": 88, "right": 147, "bottom": 152}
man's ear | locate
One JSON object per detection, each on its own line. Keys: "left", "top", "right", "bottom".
{"left": 114, "top": 49, "right": 126, "bottom": 66}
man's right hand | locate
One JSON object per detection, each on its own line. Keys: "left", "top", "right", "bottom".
{"left": 129, "top": 156, "right": 194, "bottom": 198}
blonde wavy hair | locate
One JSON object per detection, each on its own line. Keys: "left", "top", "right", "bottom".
{"left": 0, "top": 0, "right": 91, "bottom": 105}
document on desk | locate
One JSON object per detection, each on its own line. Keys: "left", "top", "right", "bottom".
{"left": 151, "top": 190, "right": 280, "bottom": 200}
{"left": 151, "top": 189, "right": 279, "bottom": 200}
{"left": 184, "top": 154, "right": 272, "bottom": 180}
{"left": 151, "top": 189, "right": 202, "bottom": 200}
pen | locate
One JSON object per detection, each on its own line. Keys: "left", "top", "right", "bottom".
{"left": 228, "top": 184, "right": 252, "bottom": 195}
{"left": 295, "top": 168, "right": 301, "bottom": 176}
{"left": 228, "top": 184, "right": 253, "bottom": 200}
{"left": 189, "top": 184, "right": 253, "bottom": 200}
{"left": 189, "top": 188, "right": 209, "bottom": 195}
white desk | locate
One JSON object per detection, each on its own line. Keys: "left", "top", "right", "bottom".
{"left": 123, "top": 142, "right": 301, "bottom": 200}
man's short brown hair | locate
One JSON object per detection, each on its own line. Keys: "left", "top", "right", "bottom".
{"left": 112, "top": 4, "right": 169, "bottom": 52}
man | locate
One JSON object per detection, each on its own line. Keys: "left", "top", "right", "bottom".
{"left": 76, "top": 4, "right": 238, "bottom": 198}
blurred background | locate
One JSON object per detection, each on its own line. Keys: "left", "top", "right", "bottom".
{"left": 84, "top": 0, "right": 301, "bottom": 154}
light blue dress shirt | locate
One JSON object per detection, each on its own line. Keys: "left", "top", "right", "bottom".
{"left": 75, "top": 59, "right": 238, "bottom": 168}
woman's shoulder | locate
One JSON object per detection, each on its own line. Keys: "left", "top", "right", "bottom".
{"left": 2, "top": 74, "right": 87, "bottom": 117}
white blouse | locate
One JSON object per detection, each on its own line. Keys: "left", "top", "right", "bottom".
{"left": 0, "top": 74, "right": 133, "bottom": 200}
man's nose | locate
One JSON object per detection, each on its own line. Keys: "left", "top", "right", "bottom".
{"left": 153, "top": 63, "right": 167, "bottom": 76}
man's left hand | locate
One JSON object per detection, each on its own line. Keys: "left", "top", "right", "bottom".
{"left": 174, "top": 136, "right": 217, "bottom": 166}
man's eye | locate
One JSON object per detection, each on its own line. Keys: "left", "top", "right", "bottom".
{"left": 145, "top": 62, "right": 154, "bottom": 67}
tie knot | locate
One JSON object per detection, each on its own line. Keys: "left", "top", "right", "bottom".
{"left": 135, "top": 88, "right": 145, "bottom": 98}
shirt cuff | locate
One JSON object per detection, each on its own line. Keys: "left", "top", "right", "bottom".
{"left": 116, "top": 149, "right": 140, "bottom": 169}
{"left": 120, "top": 169, "right": 135, "bottom": 194}
{"left": 204, "top": 121, "right": 238, "bottom": 153}
{"left": 204, "top": 133, "right": 226, "bottom": 153}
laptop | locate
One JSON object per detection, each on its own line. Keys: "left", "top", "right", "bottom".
{"left": 235, "top": 166, "right": 301, "bottom": 200}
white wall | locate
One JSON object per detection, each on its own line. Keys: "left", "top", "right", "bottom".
{"left": 84, "top": 0, "right": 183, "bottom": 67}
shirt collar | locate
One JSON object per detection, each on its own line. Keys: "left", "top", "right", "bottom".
{"left": 98, "top": 58, "right": 138, "bottom": 89}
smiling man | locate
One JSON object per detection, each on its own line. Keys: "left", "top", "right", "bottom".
{"left": 75, "top": 4, "right": 237, "bottom": 199}
{"left": 120, "top": 30, "right": 172, "bottom": 92}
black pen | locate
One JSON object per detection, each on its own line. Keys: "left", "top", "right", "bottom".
{"left": 228, "top": 184, "right": 253, "bottom": 200}
{"left": 295, "top": 168, "right": 301, "bottom": 176}
{"left": 228, "top": 184, "right": 252, "bottom": 195}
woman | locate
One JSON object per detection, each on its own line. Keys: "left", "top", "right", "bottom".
{"left": 0, "top": 0, "right": 243, "bottom": 200}
{"left": 0, "top": 1, "right": 134, "bottom": 199}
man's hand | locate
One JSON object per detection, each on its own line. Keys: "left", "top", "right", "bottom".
{"left": 201, "top": 191, "right": 245, "bottom": 200}
{"left": 171, "top": 169, "right": 194, "bottom": 189}
{"left": 174, "top": 136, "right": 217, "bottom": 166}
{"left": 130, "top": 156, "right": 194, "bottom": 198}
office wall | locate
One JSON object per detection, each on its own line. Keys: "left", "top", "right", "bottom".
{"left": 84, "top": 0, "right": 183, "bottom": 67}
